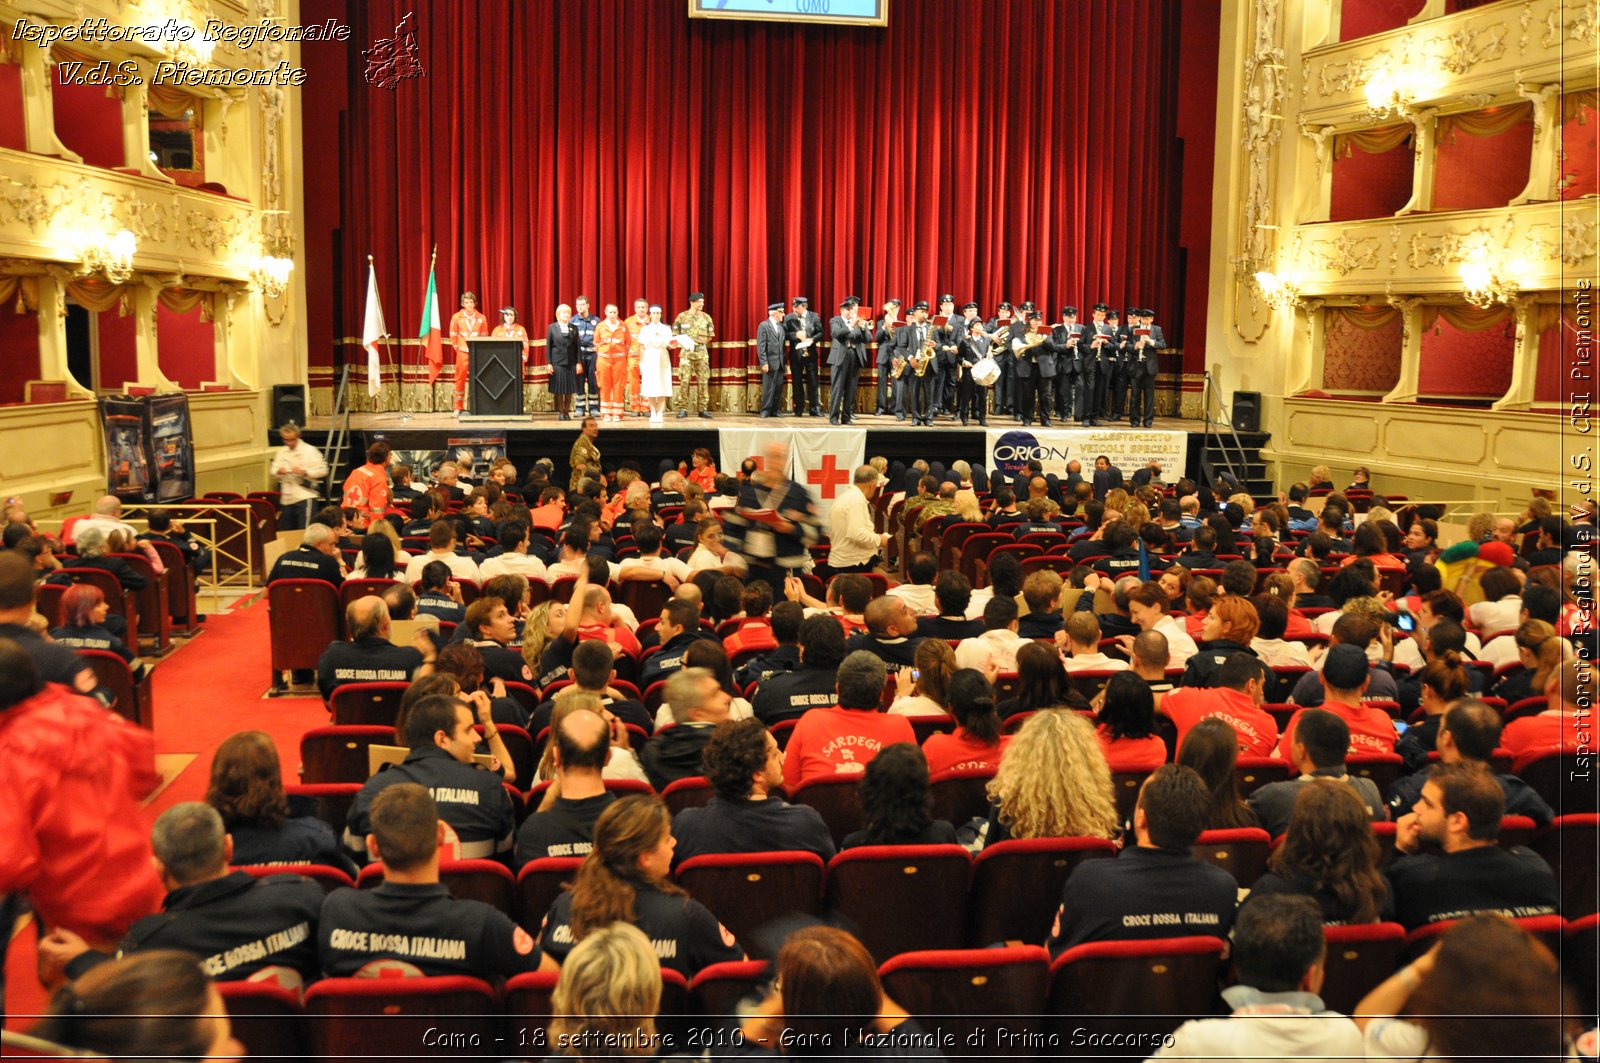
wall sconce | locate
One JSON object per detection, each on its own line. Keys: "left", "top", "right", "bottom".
{"left": 80, "top": 229, "right": 137, "bottom": 284}
{"left": 1253, "top": 269, "right": 1305, "bottom": 311}
{"left": 1362, "top": 63, "right": 1441, "bottom": 120}
{"left": 1459, "top": 256, "right": 1523, "bottom": 309}
{"left": 250, "top": 254, "right": 294, "bottom": 300}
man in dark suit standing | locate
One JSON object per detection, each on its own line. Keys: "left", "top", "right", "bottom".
{"left": 784, "top": 296, "right": 824, "bottom": 417}
{"left": 1091, "top": 455, "right": 1125, "bottom": 500}
{"left": 955, "top": 304, "right": 990, "bottom": 426}
{"left": 894, "top": 301, "right": 934, "bottom": 426}
{"left": 756, "top": 302, "right": 789, "bottom": 418}
{"left": 1085, "top": 302, "right": 1113, "bottom": 425}
{"left": 1105, "top": 309, "right": 1129, "bottom": 421}
{"left": 828, "top": 297, "right": 870, "bottom": 425}
{"left": 1008, "top": 303, "right": 1036, "bottom": 424}
{"left": 1050, "top": 306, "right": 1081, "bottom": 425}
{"left": 988, "top": 301, "right": 1014, "bottom": 414}
{"left": 873, "top": 299, "right": 902, "bottom": 416}
{"left": 933, "top": 293, "right": 960, "bottom": 418}
{"left": 1128, "top": 308, "right": 1166, "bottom": 427}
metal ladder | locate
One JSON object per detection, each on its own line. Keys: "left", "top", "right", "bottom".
{"left": 320, "top": 362, "right": 354, "bottom": 503}
{"left": 1200, "top": 371, "right": 1253, "bottom": 494}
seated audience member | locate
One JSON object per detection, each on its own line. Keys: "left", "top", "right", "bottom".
{"left": 1090, "top": 521, "right": 1143, "bottom": 578}
{"left": 1489, "top": 619, "right": 1564, "bottom": 705}
{"left": 530, "top": 640, "right": 651, "bottom": 738}
{"left": 1015, "top": 570, "right": 1064, "bottom": 639}
{"left": 548, "top": 923, "right": 665, "bottom": 1057}
{"left": 954, "top": 596, "right": 1027, "bottom": 675}
{"left": 349, "top": 529, "right": 405, "bottom": 582}
{"left": 887, "top": 637, "right": 957, "bottom": 719}
{"left": 1286, "top": 613, "right": 1398, "bottom": 707}
{"left": 737, "top": 926, "right": 928, "bottom": 1053}
{"left": 1394, "top": 650, "right": 1472, "bottom": 770}
{"left": 1094, "top": 671, "right": 1166, "bottom": 771}
{"left": 345, "top": 693, "right": 514, "bottom": 859}
{"left": 460, "top": 595, "right": 536, "bottom": 686}
{"left": 1181, "top": 595, "right": 1263, "bottom": 689}
{"left": 539, "top": 795, "right": 744, "bottom": 977}
{"left": 722, "top": 582, "right": 778, "bottom": 655}
{"left": 1468, "top": 564, "right": 1524, "bottom": 635}
{"left": 1253, "top": 779, "right": 1392, "bottom": 923}
{"left": 965, "top": 549, "right": 1024, "bottom": 620}
{"left": 414, "top": 560, "right": 467, "bottom": 623}
{"left": 916, "top": 571, "right": 985, "bottom": 640}
{"left": 984, "top": 710, "right": 1120, "bottom": 846}
{"left": 1176, "top": 524, "right": 1223, "bottom": 571}
{"left": 1284, "top": 557, "right": 1332, "bottom": 611}
{"left": 207, "top": 730, "right": 356, "bottom": 874}
{"left": 516, "top": 707, "right": 617, "bottom": 865}
{"left": 617, "top": 522, "right": 691, "bottom": 586}
{"left": 752, "top": 614, "right": 847, "bottom": 726}
{"left": 845, "top": 596, "right": 924, "bottom": 673}
{"left": 672, "top": 718, "right": 834, "bottom": 865}
{"left": 49, "top": 583, "right": 143, "bottom": 678}
{"left": 39, "top": 802, "right": 324, "bottom": 984}
{"left": 1389, "top": 699, "right": 1552, "bottom": 828}
{"left": 921, "top": 668, "right": 1010, "bottom": 775}
{"left": 1394, "top": 620, "right": 1482, "bottom": 718}
{"left": 1248, "top": 708, "right": 1386, "bottom": 837}
{"left": 138, "top": 510, "right": 209, "bottom": 576}
{"left": 1093, "top": 573, "right": 1143, "bottom": 639}
{"left": 1393, "top": 589, "right": 1484, "bottom": 670}
{"left": 784, "top": 572, "right": 869, "bottom": 635}
{"left": 1277, "top": 644, "right": 1398, "bottom": 762}
{"left": 533, "top": 693, "right": 651, "bottom": 789}
{"left": 639, "top": 597, "right": 703, "bottom": 691}
{"left": 323, "top": 784, "right": 551, "bottom": 976}
{"left": 640, "top": 667, "right": 731, "bottom": 790}
{"left": 1059, "top": 611, "right": 1127, "bottom": 673}
{"left": 886, "top": 552, "right": 939, "bottom": 616}
{"left": 1480, "top": 583, "right": 1564, "bottom": 670}
{"left": 782, "top": 651, "right": 916, "bottom": 789}
{"left": 403, "top": 520, "right": 481, "bottom": 584}
{"left": 265, "top": 523, "right": 345, "bottom": 586}
{"left": 1117, "top": 580, "right": 1199, "bottom": 668}
{"left": 1046, "top": 765, "right": 1237, "bottom": 952}
{"left": 1154, "top": 893, "right": 1364, "bottom": 1059}
{"left": 687, "top": 518, "right": 747, "bottom": 577}
{"left": 1354, "top": 915, "right": 1580, "bottom": 1061}
{"left": 478, "top": 521, "right": 548, "bottom": 583}
{"left": 1175, "top": 718, "right": 1260, "bottom": 831}
{"left": 1385, "top": 763, "right": 1559, "bottom": 930}
{"left": 735, "top": 600, "right": 804, "bottom": 687}
{"left": 315, "top": 596, "right": 430, "bottom": 703}
{"left": 995, "top": 640, "right": 1072, "bottom": 719}
{"left": 1249, "top": 593, "right": 1312, "bottom": 668}
{"left": 1523, "top": 515, "right": 1566, "bottom": 568}
{"left": 841, "top": 743, "right": 958, "bottom": 849}
{"left": 1161, "top": 652, "right": 1279, "bottom": 757}
{"left": 30, "top": 951, "right": 245, "bottom": 1060}
{"left": 1501, "top": 658, "right": 1592, "bottom": 756}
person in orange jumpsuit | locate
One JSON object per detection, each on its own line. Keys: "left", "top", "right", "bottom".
{"left": 625, "top": 297, "right": 650, "bottom": 416}
{"left": 448, "top": 291, "right": 489, "bottom": 415}
{"left": 491, "top": 306, "right": 530, "bottom": 415}
{"left": 593, "top": 303, "right": 631, "bottom": 423}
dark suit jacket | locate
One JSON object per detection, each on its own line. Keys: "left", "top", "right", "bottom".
{"left": 829, "top": 315, "right": 870, "bottom": 368}
{"left": 784, "top": 311, "right": 824, "bottom": 356}
{"left": 1009, "top": 321, "right": 1034, "bottom": 378}
{"left": 1091, "top": 465, "right": 1125, "bottom": 500}
{"left": 875, "top": 320, "right": 901, "bottom": 367}
{"left": 756, "top": 318, "right": 786, "bottom": 365}
{"left": 1130, "top": 324, "right": 1165, "bottom": 378}
{"left": 546, "top": 322, "right": 577, "bottom": 368}
{"left": 893, "top": 321, "right": 930, "bottom": 370}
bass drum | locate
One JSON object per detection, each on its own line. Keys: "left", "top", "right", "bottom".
{"left": 970, "top": 356, "right": 1001, "bottom": 387}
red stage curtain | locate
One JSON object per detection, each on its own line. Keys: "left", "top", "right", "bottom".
{"left": 315, "top": 0, "right": 1196, "bottom": 403}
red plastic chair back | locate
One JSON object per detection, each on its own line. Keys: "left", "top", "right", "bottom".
{"left": 233, "top": 862, "right": 354, "bottom": 894}
{"left": 328, "top": 682, "right": 410, "bottom": 726}
{"left": 790, "top": 777, "right": 866, "bottom": 847}
{"left": 1045, "top": 936, "right": 1226, "bottom": 1044}
{"left": 879, "top": 946, "right": 1051, "bottom": 1057}
{"left": 1319, "top": 922, "right": 1406, "bottom": 1014}
{"left": 824, "top": 845, "right": 971, "bottom": 962}
{"left": 674, "top": 850, "right": 825, "bottom": 959}
{"left": 929, "top": 766, "right": 997, "bottom": 826}
{"left": 78, "top": 648, "right": 152, "bottom": 728}
{"left": 298, "top": 725, "right": 395, "bottom": 784}
{"left": 967, "top": 836, "right": 1117, "bottom": 947}
{"left": 216, "top": 979, "right": 306, "bottom": 1060}
{"left": 1533, "top": 813, "right": 1600, "bottom": 918}
{"left": 1514, "top": 745, "right": 1596, "bottom": 813}
{"left": 515, "top": 857, "right": 582, "bottom": 931}
{"left": 688, "top": 960, "right": 770, "bottom": 1021}
{"left": 303, "top": 976, "right": 497, "bottom": 1060}
{"left": 1234, "top": 756, "right": 1293, "bottom": 797}
{"left": 661, "top": 775, "right": 715, "bottom": 816}
{"left": 1192, "top": 827, "right": 1272, "bottom": 887}
{"left": 268, "top": 579, "right": 341, "bottom": 673}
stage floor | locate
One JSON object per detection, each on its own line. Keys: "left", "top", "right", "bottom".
{"left": 307, "top": 409, "right": 1214, "bottom": 434}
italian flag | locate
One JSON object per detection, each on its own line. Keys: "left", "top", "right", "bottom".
{"left": 362, "top": 258, "right": 387, "bottom": 397}
{"left": 420, "top": 257, "right": 443, "bottom": 385}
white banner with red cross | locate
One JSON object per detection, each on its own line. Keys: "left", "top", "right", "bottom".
{"left": 786, "top": 428, "right": 865, "bottom": 522}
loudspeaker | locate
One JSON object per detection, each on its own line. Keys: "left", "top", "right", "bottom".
{"left": 1232, "top": 390, "right": 1261, "bottom": 433}
{"left": 270, "top": 385, "right": 306, "bottom": 443}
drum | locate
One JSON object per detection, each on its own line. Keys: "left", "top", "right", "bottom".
{"left": 971, "top": 356, "right": 1001, "bottom": 387}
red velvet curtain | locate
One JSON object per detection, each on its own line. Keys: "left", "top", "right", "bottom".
{"left": 320, "top": 0, "right": 1192, "bottom": 403}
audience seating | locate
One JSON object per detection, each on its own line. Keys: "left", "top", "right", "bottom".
{"left": 1319, "top": 922, "right": 1407, "bottom": 1014}
{"left": 878, "top": 946, "right": 1051, "bottom": 1058}
{"left": 63, "top": 566, "right": 139, "bottom": 637}
{"left": 967, "top": 837, "right": 1117, "bottom": 947}
{"left": 502, "top": 969, "right": 558, "bottom": 1025}
{"left": 234, "top": 863, "right": 355, "bottom": 894}
{"left": 929, "top": 767, "right": 996, "bottom": 826}
{"left": 337, "top": 578, "right": 402, "bottom": 614}
{"left": 356, "top": 858, "right": 516, "bottom": 916}
{"left": 1064, "top": 668, "right": 1122, "bottom": 701}
{"left": 674, "top": 850, "right": 825, "bottom": 959}
{"left": 687, "top": 959, "right": 770, "bottom": 1023}
{"left": 35, "top": 581, "right": 66, "bottom": 627}
{"left": 328, "top": 682, "right": 409, "bottom": 726}
{"left": 619, "top": 578, "right": 675, "bottom": 621}
{"left": 1346, "top": 752, "right": 1406, "bottom": 797}
{"left": 1234, "top": 756, "right": 1292, "bottom": 797}
{"left": 1044, "top": 936, "right": 1226, "bottom": 1050}
{"left": 909, "top": 714, "right": 957, "bottom": 744}
{"left": 303, "top": 976, "right": 498, "bottom": 1060}
{"left": 1564, "top": 913, "right": 1600, "bottom": 1008}
{"left": 661, "top": 775, "right": 715, "bottom": 816}
{"left": 269, "top": 579, "right": 341, "bottom": 691}
{"left": 824, "top": 845, "right": 971, "bottom": 962}
{"left": 216, "top": 978, "right": 307, "bottom": 1060}
{"left": 112, "top": 551, "right": 171, "bottom": 655}
{"left": 477, "top": 723, "right": 536, "bottom": 785}
{"left": 1533, "top": 814, "right": 1599, "bottom": 918}
{"left": 298, "top": 725, "right": 396, "bottom": 784}
{"left": 957, "top": 532, "right": 1012, "bottom": 587}
{"left": 79, "top": 648, "right": 154, "bottom": 728}
{"left": 1191, "top": 827, "right": 1272, "bottom": 887}
{"left": 1514, "top": 746, "right": 1595, "bottom": 813}
{"left": 1109, "top": 769, "right": 1153, "bottom": 825}
{"left": 285, "top": 782, "right": 362, "bottom": 836}
{"left": 143, "top": 538, "right": 199, "bottom": 632}
{"left": 789, "top": 777, "right": 865, "bottom": 846}
{"left": 515, "top": 856, "right": 581, "bottom": 931}
{"left": 1402, "top": 913, "right": 1565, "bottom": 961}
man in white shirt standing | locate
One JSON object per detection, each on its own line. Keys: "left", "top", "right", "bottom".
{"left": 827, "top": 465, "right": 888, "bottom": 575}
{"left": 268, "top": 423, "right": 327, "bottom": 531}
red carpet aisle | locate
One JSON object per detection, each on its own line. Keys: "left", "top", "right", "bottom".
{"left": 5, "top": 596, "right": 330, "bottom": 1028}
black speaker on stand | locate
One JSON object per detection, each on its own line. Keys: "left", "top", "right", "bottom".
{"left": 270, "top": 385, "right": 307, "bottom": 445}
{"left": 1231, "top": 390, "right": 1261, "bottom": 433}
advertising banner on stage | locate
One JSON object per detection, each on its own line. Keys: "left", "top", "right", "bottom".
{"left": 99, "top": 396, "right": 153, "bottom": 503}
{"left": 146, "top": 393, "right": 195, "bottom": 502}
{"left": 983, "top": 427, "right": 1188, "bottom": 483}
{"left": 718, "top": 428, "right": 866, "bottom": 520}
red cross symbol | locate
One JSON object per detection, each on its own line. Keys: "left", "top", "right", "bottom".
{"left": 805, "top": 454, "right": 851, "bottom": 499}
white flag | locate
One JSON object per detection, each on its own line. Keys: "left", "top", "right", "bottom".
{"left": 362, "top": 260, "right": 387, "bottom": 397}
{"left": 788, "top": 428, "right": 865, "bottom": 522}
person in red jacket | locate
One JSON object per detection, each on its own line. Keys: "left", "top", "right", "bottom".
{"left": 783, "top": 651, "right": 915, "bottom": 789}
{"left": 0, "top": 638, "right": 164, "bottom": 967}
{"left": 340, "top": 440, "right": 392, "bottom": 531}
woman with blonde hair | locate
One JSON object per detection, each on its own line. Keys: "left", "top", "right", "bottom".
{"left": 521, "top": 598, "right": 570, "bottom": 685}
{"left": 546, "top": 922, "right": 661, "bottom": 1061}
{"left": 889, "top": 638, "right": 957, "bottom": 718}
{"left": 538, "top": 795, "right": 744, "bottom": 977}
{"left": 1492, "top": 619, "right": 1566, "bottom": 704}
{"left": 982, "top": 709, "right": 1119, "bottom": 845}
{"left": 953, "top": 489, "right": 983, "bottom": 523}
{"left": 1103, "top": 487, "right": 1129, "bottom": 516}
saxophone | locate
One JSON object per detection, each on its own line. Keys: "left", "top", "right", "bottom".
{"left": 911, "top": 331, "right": 935, "bottom": 376}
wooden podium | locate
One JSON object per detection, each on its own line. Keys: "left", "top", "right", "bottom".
{"left": 466, "top": 337, "right": 524, "bottom": 417}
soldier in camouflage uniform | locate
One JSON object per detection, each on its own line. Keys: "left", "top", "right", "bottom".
{"left": 672, "top": 292, "right": 716, "bottom": 419}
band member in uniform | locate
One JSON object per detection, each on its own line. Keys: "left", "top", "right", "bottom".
{"left": 1104, "top": 308, "right": 1127, "bottom": 420}
{"left": 933, "top": 293, "right": 959, "bottom": 417}
{"left": 784, "top": 296, "right": 824, "bottom": 417}
{"left": 1013, "top": 310, "right": 1050, "bottom": 426}
{"left": 1050, "top": 306, "right": 1081, "bottom": 423}
{"left": 1129, "top": 308, "right": 1166, "bottom": 427}
{"left": 671, "top": 292, "right": 715, "bottom": 419}
{"left": 448, "top": 292, "right": 488, "bottom": 415}
{"left": 1085, "top": 302, "right": 1113, "bottom": 425}
{"left": 873, "top": 298, "right": 902, "bottom": 416}
{"left": 988, "top": 301, "right": 1015, "bottom": 415}
{"left": 593, "top": 304, "right": 631, "bottom": 423}
{"left": 625, "top": 298, "right": 650, "bottom": 416}
{"left": 1007, "top": 302, "right": 1033, "bottom": 421}
{"left": 571, "top": 296, "right": 599, "bottom": 417}
{"left": 956, "top": 304, "right": 991, "bottom": 426}
{"left": 827, "top": 297, "right": 870, "bottom": 425}
{"left": 756, "top": 302, "right": 788, "bottom": 417}
{"left": 893, "top": 301, "right": 933, "bottom": 426}
{"left": 545, "top": 304, "right": 579, "bottom": 421}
